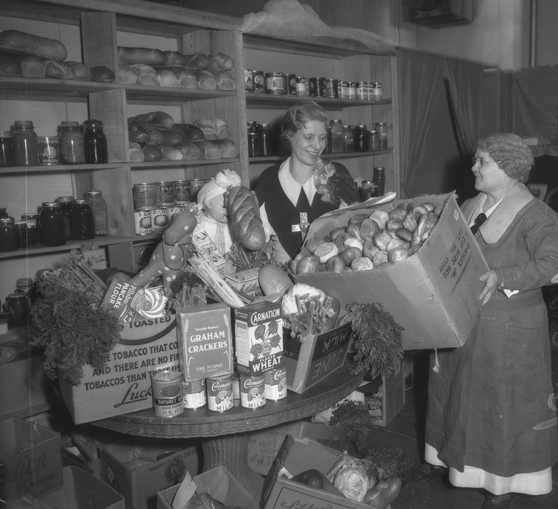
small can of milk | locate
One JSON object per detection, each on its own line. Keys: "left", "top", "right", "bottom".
{"left": 151, "top": 369, "right": 184, "bottom": 418}
{"left": 264, "top": 365, "right": 288, "bottom": 401}
{"left": 207, "top": 373, "right": 233, "bottom": 412}
{"left": 240, "top": 373, "right": 266, "bottom": 409}
{"left": 182, "top": 378, "right": 206, "bottom": 410}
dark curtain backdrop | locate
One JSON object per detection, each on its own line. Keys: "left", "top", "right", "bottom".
{"left": 397, "top": 49, "right": 488, "bottom": 198}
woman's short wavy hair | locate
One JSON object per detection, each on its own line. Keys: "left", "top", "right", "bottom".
{"left": 280, "top": 101, "right": 329, "bottom": 148}
{"left": 477, "top": 133, "right": 534, "bottom": 183}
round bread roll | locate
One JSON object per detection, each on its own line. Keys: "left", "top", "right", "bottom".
{"left": 163, "top": 51, "right": 187, "bottom": 67}
{"left": 157, "top": 68, "right": 179, "bottom": 87}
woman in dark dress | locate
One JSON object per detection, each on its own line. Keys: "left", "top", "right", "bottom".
{"left": 255, "top": 101, "right": 360, "bottom": 262}
{"left": 416, "top": 133, "right": 558, "bottom": 509}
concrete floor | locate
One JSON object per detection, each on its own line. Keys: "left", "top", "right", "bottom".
{"left": 366, "top": 349, "right": 558, "bottom": 509}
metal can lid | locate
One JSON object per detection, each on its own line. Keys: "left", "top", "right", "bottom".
{"left": 13, "top": 120, "right": 34, "bottom": 128}
{"left": 16, "top": 278, "right": 34, "bottom": 287}
{"left": 42, "top": 201, "right": 61, "bottom": 208}
{"left": 85, "top": 190, "right": 102, "bottom": 197}
{"left": 60, "top": 121, "right": 80, "bottom": 127}
{"left": 37, "top": 136, "right": 59, "bottom": 142}
{"left": 56, "top": 196, "right": 74, "bottom": 203}
{"left": 0, "top": 217, "right": 14, "bottom": 224}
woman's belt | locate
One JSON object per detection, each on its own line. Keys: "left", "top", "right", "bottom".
{"left": 484, "top": 288, "right": 544, "bottom": 311}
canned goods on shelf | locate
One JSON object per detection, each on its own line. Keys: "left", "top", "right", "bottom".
{"left": 324, "top": 78, "right": 336, "bottom": 98}
{"left": 286, "top": 73, "right": 297, "bottom": 95}
{"left": 134, "top": 208, "right": 153, "bottom": 235}
{"left": 133, "top": 182, "right": 158, "bottom": 209}
{"left": 182, "top": 378, "right": 207, "bottom": 410}
{"left": 157, "top": 181, "right": 175, "bottom": 207}
{"left": 37, "top": 136, "right": 60, "bottom": 165}
{"left": 173, "top": 180, "right": 191, "bottom": 205}
{"left": 253, "top": 70, "right": 265, "bottom": 93}
{"left": 367, "top": 82, "right": 374, "bottom": 101}
{"left": 373, "top": 82, "right": 383, "bottom": 99}
{"left": 264, "top": 366, "right": 287, "bottom": 401}
{"left": 338, "top": 81, "right": 349, "bottom": 99}
{"left": 190, "top": 179, "right": 211, "bottom": 203}
{"left": 265, "top": 72, "right": 286, "bottom": 95}
{"left": 240, "top": 373, "right": 266, "bottom": 409}
{"left": 151, "top": 369, "right": 184, "bottom": 418}
{"left": 244, "top": 69, "right": 255, "bottom": 92}
{"left": 356, "top": 82, "right": 367, "bottom": 100}
{"left": 151, "top": 207, "right": 169, "bottom": 233}
{"left": 348, "top": 82, "right": 357, "bottom": 100}
{"left": 295, "top": 77, "right": 307, "bottom": 96}
{"left": 309, "top": 77, "right": 321, "bottom": 97}
{"left": 207, "top": 373, "right": 233, "bottom": 412}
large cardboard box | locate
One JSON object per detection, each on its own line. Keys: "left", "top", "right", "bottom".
{"left": 247, "top": 420, "right": 347, "bottom": 476}
{"left": 0, "top": 418, "right": 63, "bottom": 500}
{"left": 262, "top": 436, "right": 386, "bottom": 509}
{"left": 101, "top": 439, "right": 199, "bottom": 509}
{"left": 298, "top": 193, "right": 489, "bottom": 350}
{"left": 157, "top": 466, "right": 259, "bottom": 509}
{"left": 282, "top": 322, "right": 352, "bottom": 393}
{"left": 40, "top": 466, "right": 124, "bottom": 509}
{"left": 59, "top": 314, "right": 179, "bottom": 424}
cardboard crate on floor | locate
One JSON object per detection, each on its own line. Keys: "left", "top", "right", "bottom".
{"left": 40, "top": 466, "right": 124, "bottom": 509}
{"left": 100, "top": 438, "right": 199, "bottom": 509}
{"left": 0, "top": 417, "right": 63, "bottom": 501}
{"left": 157, "top": 466, "right": 259, "bottom": 509}
{"left": 297, "top": 193, "right": 489, "bottom": 350}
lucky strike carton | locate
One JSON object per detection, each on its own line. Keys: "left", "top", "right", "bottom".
{"left": 234, "top": 300, "right": 283, "bottom": 376}
{"left": 175, "top": 303, "right": 233, "bottom": 381}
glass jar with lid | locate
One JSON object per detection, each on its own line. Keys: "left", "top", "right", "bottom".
{"left": 0, "top": 217, "right": 18, "bottom": 252}
{"left": 83, "top": 119, "right": 108, "bottom": 164}
{"left": 258, "top": 123, "right": 273, "bottom": 157}
{"left": 0, "top": 131, "right": 14, "bottom": 167}
{"left": 331, "top": 120, "right": 344, "bottom": 153}
{"left": 38, "top": 202, "right": 66, "bottom": 246}
{"left": 248, "top": 131, "right": 261, "bottom": 158}
{"left": 343, "top": 125, "right": 355, "bottom": 152}
{"left": 355, "top": 125, "right": 369, "bottom": 152}
{"left": 59, "top": 121, "right": 85, "bottom": 164}
{"left": 56, "top": 195, "right": 74, "bottom": 240}
{"left": 373, "top": 167, "right": 386, "bottom": 196}
{"left": 70, "top": 199, "right": 95, "bottom": 240}
{"left": 84, "top": 190, "right": 109, "bottom": 236}
{"left": 12, "top": 120, "right": 39, "bottom": 166}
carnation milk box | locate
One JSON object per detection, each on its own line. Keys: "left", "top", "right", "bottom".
{"left": 298, "top": 193, "right": 489, "bottom": 350}
{"left": 175, "top": 303, "right": 233, "bottom": 381}
{"left": 234, "top": 300, "right": 283, "bottom": 376}
{"left": 59, "top": 314, "right": 180, "bottom": 424}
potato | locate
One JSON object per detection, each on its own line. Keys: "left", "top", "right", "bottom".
{"left": 395, "top": 227, "right": 413, "bottom": 242}
{"left": 329, "top": 226, "right": 347, "bottom": 242}
{"left": 325, "top": 255, "right": 346, "bottom": 273}
{"left": 306, "top": 236, "right": 327, "bottom": 254}
{"left": 346, "top": 223, "right": 362, "bottom": 240}
{"left": 296, "top": 255, "right": 320, "bottom": 274}
{"left": 372, "top": 250, "right": 389, "bottom": 265}
{"left": 372, "top": 230, "right": 392, "bottom": 251}
{"left": 348, "top": 213, "right": 368, "bottom": 227}
{"left": 351, "top": 257, "right": 374, "bottom": 271}
{"left": 314, "top": 242, "right": 339, "bottom": 263}
{"left": 360, "top": 218, "right": 381, "bottom": 240}
{"left": 386, "top": 218, "right": 403, "bottom": 231}
{"left": 362, "top": 238, "right": 379, "bottom": 259}
{"left": 340, "top": 247, "right": 363, "bottom": 266}
{"left": 388, "top": 207, "right": 407, "bottom": 221}
{"left": 344, "top": 237, "right": 364, "bottom": 251}
{"left": 369, "top": 209, "right": 389, "bottom": 229}
{"left": 389, "top": 247, "right": 409, "bottom": 263}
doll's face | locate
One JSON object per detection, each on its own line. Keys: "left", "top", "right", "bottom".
{"left": 204, "top": 193, "right": 228, "bottom": 223}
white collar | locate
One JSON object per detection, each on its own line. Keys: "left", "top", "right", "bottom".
{"left": 278, "top": 157, "right": 317, "bottom": 207}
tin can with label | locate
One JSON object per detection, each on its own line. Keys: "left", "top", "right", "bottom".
{"left": 240, "top": 373, "right": 266, "bottom": 409}
{"left": 151, "top": 207, "right": 169, "bottom": 233}
{"left": 253, "top": 70, "right": 265, "bottom": 93}
{"left": 134, "top": 208, "right": 153, "bottom": 235}
{"left": 157, "top": 181, "right": 175, "bottom": 207}
{"left": 182, "top": 378, "right": 206, "bottom": 410}
{"left": 190, "top": 179, "right": 210, "bottom": 202}
{"left": 166, "top": 205, "right": 185, "bottom": 224}
{"left": 373, "top": 82, "right": 383, "bottom": 99}
{"left": 338, "top": 81, "right": 349, "bottom": 99}
{"left": 173, "top": 180, "right": 190, "bottom": 205}
{"left": 265, "top": 72, "right": 286, "bottom": 95}
{"left": 324, "top": 78, "right": 336, "bottom": 98}
{"left": 37, "top": 136, "right": 60, "bottom": 165}
{"left": 264, "top": 365, "right": 287, "bottom": 401}
{"left": 151, "top": 369, "right": 184, "bottom": 418}
{"left": 133, "top": 182, "right": 157, "bottom": 210}
{"left": 356, "top": 82, "right": 367, "bottom": 100}
{"left": 232, "top": 371, "right": 241, "bottom": 407}
{"left": 309, "top": 77, "right": 320, "bottom": 97}
{"left": 207, "top": 373, "right": 233, "bottom": 412}
{"left": 244, "top": 69, "right": 255, "bottom": 92}
{"left": 318, "top": 77, "right": 327, "bottom": 97}
{"left": 366, "top": 82, "right": 374, "bottom": 100}
{"left": 286, "top": 74, "right": 297, "bottom": 95}
{"left": 348, "top": 82, "right": 357, "bottom": 100}
{"left": 296, "top": 77, "right": 307, "bottom": 96}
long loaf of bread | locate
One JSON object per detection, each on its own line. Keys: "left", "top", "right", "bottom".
{"left": 226, "top": 186, "right": 266, "bottom": 251}
{"left": 0, "top": 30, "right": 67, "bottom": 61}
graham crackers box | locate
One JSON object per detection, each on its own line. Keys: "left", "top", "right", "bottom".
{"left": 176, "top": 303, "right": 233, "bottom": 381}
{"left": 234, "top": 301, "right": 283, "bottom": 376}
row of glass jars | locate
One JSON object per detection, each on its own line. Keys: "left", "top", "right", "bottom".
{"left": 0, "top": 119, "right": 108, "bottom": 167}
{"left": 0, "top": 190, "right": 108, "bottom": 251}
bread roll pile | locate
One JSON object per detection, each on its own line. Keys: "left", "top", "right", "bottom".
{"left": 117, "top": 46, "right": 236, "bottom": 90}
{"left": 0, "top": 29, "right": 114, "bottom": 82}
{"left": 127, "top": 111, "right": 238, "bottom": 162}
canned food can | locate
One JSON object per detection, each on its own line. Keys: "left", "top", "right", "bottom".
{"left": 157, "top": 181, "right": 175, "bottom": 207}
{"left": 265, "top": 72, "right": 286, "bottom": 95}
{"left": 338, "top": 81, "right": 349, "bottom": 99}
{"left": 309, "top": 77, "right": 320, "bottom": 97}
{"left": 166, "top": 205, "right": 185, "bottom": 224}
{"left": 37, "top": 136, "right": 60, "bottom": 165}
{"left": 133, "top": 182, "right": 158, "bottom": 209}
{"left": 348, "top": 82, "right": 357, "bottom": 100}
{"left": 240, "top": 373, "right": 266, "bottom": 409}
{"left": 324, "top": 78, "right": 336, "bottom": 98}
{"left": 182, "top": 378, "right": 207, "bottom": 409}
{"left": 173, "top": 180, "right": 191, "bottom": 205}
{"left": 295, "top": 77, "right": 307, "bottom": 96}
{"left": 318, "top": 77, "right": 327, "bottom": 97}
{"left": 357, "top": 82, "right": 367, "bottom": 100}
{"left": 151, "top": 207, "right": 169, "bottom": 233}
{"left": 134, "top": 208, "right": 153, "bottom": 235}
{"left": 232, "top": 372, "right": 241, "bottom": 407}
{"left": 264, "top": 366, "right": 287, "bottom": 401}
{"left": 151, "top": 369, "right": 184, "bottom": 418}
{"left": 190, "top": 179, "right": 210, "bottom": 202}
{"left": 286, "top": 74, "right": 297, "bottom": 95}
{"left": 332, "top": 79, "right": 339, "bottom": 98}
{"left": 373, "top": 82, "right": 383, "bottom": 98}
{"left": 207, "top": 374, "right": 233, "bottom": 412}
{"left": 253, "top": 70, "right": 265, "bottom": 93}
{"left": 244, "top": 69, "right": 255, "bottom": 92}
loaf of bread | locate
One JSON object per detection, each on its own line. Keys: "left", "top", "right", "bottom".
{"left": 209, "top": 53, "right": 234, "bottom": 72}
{"left": 128, "top": 125, "right": 150, "bottom": 144}
{"left": 128, "top": 111, "right": 174, "bottom": 130}
{"left": 216, "top": 139, "right": 238, "bottom": 158}
{"left": 142, "top": 145, "right": 162, "bottom": 162}
{"left": 44, "top": 59, "right": 74, "bottom": 79}
{"left": 157, "top": 68, "right": 179, "bottom": 87}
{"left": 140, "top": 124, "right": 165, "bottom": 146}
{"left": 172, "top": 123, "right": 204, "bottom": 142}
{"left": 0, "top": 52, "right": 46, "bottom": 78}
{"left": 183, "top": 53, "right": 211, "bottom": 70}
{"left": 67, "top": 61, "right": 91, "bottom": 81}
{"left": 118, "top": 46, "right": 167, "bottom": 65}
{"left": 194, "top": 119, "right": 218, "bottom": 140}
{"left": 196, "top": 69, "right": 217, "bottom": 90}
{"left": 131, "top": 63, "right": 159, "bottom": 86}
{"left": 163, "top": 51, "right": 187, "bottom": 67}
{"left": 178, "top": 141, "right": 201, "bottom": 160}
{"left": 176, "top": 68, "right": 197, "bottom": 89}
{"left": 0, "top": 29, "right": 67, "bottom": 61}
{"left": 129, "top": 142, "right": 144, "bottom": 162}
{"left": 90, "top": 66, "right": 115, "bottom": 82}
{"left": 215, "top": 70, "right": 236, "bottom": 90}
{"left": 226, "top": 186, "right": 266, "bottom": 250}
{"left": 213, "top": 118, "right": 231, "bottom": 140}
{"left": 0, "top": 52, "right": 20, "bottom": 76}
{"left": 162, "top": 128, "right": 185, "bottom": 146}
{"left": 118, "top": 62, "right": 138, "bottom": 84}
{"left": 162, "top": 145, "right": 184, "bottom": 161}
{"left": 196, "top": 140, "right": 221, "bottom": 159}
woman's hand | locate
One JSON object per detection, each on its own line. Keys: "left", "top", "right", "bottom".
{"left": 478, "top": 270, "right": 499, "bottom": 306}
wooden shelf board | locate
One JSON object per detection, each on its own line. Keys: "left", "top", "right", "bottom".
{"left": 246, "top": 92, "right": 391, "bottom": 109}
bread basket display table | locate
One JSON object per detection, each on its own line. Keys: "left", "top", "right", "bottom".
{"left": 93, "top": 362, "right": 362, "bottom": 503}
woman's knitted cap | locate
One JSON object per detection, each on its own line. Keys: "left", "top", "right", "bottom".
{"left": 197, "top": 169, "right": 241, "bottom": 206}
{"left": 477, "top": 133, "right": 534, "bottom": 182}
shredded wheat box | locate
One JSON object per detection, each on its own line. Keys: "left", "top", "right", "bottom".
{"left": 297, "top": 193, "right": 489, "bottom": 350}
{"left": 175, "top": 303, "right": 233, "bottom": 381}
{"left": 59, "top": 315, "right": 180, "bottom": 424}
{"left": 234, "top": 300, "right": 283, "bottom": 376}
{"left": 225, "top": 267, "right": 261, "bottom": 298}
